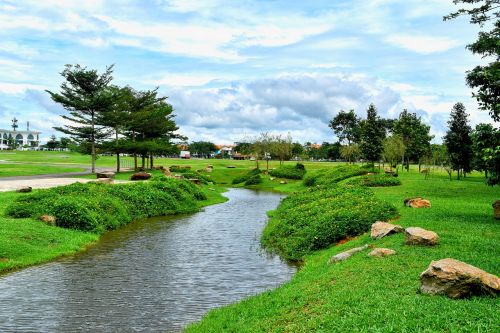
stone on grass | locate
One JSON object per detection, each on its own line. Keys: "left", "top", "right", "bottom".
{"left": 39, "top": 215, "right": 56, "bottom": 226}
{"left": 368, "top": 248, "right": 396, "bottom": 257}
{"left": 493, "top": 200, "right": 500, "bottom": 219}
{"left": 16, "top": 186, "right": 32, "bottom": 193}
{"left": 420, "top": 258, "right": 500, "bottom": 299}
{"left": 404, "top": 197, "right": 431, "bottom": 208}
{"left": 130, "top": 172, "right": 152, "bottom": 181}
{"left": 96, "top": 171, "right": 115, "bottom": 179}
{"left": 328, "top": 244, "right": 368, "bottom": 264}
{"left": 371, "top": 221, "right": 403, "bottom": 239}
{"left": 405, "top": 227, "right": 439, "bottom": 246}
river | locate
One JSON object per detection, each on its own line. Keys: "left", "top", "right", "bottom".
{"left": 0, "top": 188, "right": 296, "bottom": 332}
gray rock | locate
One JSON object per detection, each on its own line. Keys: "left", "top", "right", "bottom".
{"left": 371, "top": 221, "right": 403, "bottom": 239}
{"left": 328, "top": 244, "right": 368, "bottom": 264}
{"left": 405, "top": 227, "right": 439, "bottom": 246}
{"left": 420, "top": 258, "right": 500, "bottom": 299}
{"left": 368, "top": 248, "right": 396, "bottom": 257}
{"left": 16, "top": 186, "right": 32, "bottom": 193}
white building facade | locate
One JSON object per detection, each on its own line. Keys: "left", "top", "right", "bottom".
{"left": 0, "top": 129, "right": 41, "bottom": 150}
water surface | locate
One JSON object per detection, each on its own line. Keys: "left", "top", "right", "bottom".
{"left": 0, "top": 189, "right": 296, "bottom": 332}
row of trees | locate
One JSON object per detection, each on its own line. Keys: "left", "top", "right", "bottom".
{"left": 47, "top": 64, "right": 183, "bottom": 172}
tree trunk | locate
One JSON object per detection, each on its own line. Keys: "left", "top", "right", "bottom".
{"left": 91, "top": 111, "right": 96, "bottom": 174}
{"left": 150, "top": 153, "right": 154, "bottom": 170}
{"left": 132, "top": 131, "right": 137, "bottom": 171}
{"left": 115, "top": 128, "right": 120, "bottom": 173}
{"left": 457, "top": 169, "right": 460, "bottom": 180}
{"left": 142, "top": 155, "right": 145, "bottom": 169}
{"left": 266, "top": 158, "right": 269, "bottom": 172}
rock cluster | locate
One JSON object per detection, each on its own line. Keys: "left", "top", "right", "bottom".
{"left": 420, "top": 258, "right": 500, "bottom": 299}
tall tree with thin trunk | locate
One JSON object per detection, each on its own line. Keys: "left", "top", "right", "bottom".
{"left": 360, "top": 104, "right": 385, "bottom": 168}
{"left": 47, "top": 64, "right": 114, "bottom": 173}
{"left": 443, "top": 102, "right": 474, "bottom": 179}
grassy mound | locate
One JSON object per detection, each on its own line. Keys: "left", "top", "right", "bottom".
{"left": 232, "top": 168, "right": 261, "bottom": 184}
{"left": 303, "top": 165, "right": 368, "bottom": 186}
{"left": 6, "top": 177, "right": 206, "bottom": 233}
{"left": 269, "top": 163, "right": 306, "bottom": 180}
{"left": 345, "top": 172, "right": 401, "bottom": 187}
{"left": 261, "top": 185, "right": 398, "bottom": 261}
{"left": 244, "top": 174, "right": 262, "bottom": 185}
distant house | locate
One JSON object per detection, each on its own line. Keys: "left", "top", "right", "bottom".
{"left": 0, "top": 129, "right": 41, "bottom": 150}
{"left": 179, "top": 150, "right": 191, "bottom": 159}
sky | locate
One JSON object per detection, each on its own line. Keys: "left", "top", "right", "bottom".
{"left": 0, "top": 0, "right": 494, "bottom": 144}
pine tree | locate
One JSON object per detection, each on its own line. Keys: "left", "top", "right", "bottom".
{"left": 360, "top": 104, "right": 385, "bottom": 168}
{"left": 443, "top": 102, "right": 473, "bottom": 179}
{"left": 47, "top": 64, "right": 114, "bottom": 173}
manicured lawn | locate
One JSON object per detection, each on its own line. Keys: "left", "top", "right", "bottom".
{"left": 186, "top": 169, "right": 500, "bottom": 332}
{"left": 0, "top": 163, "right": 85, "bottom": 177}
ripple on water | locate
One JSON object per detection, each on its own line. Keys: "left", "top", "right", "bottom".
{"left": 0, "top": 188, "right": 296, "bottom": 332}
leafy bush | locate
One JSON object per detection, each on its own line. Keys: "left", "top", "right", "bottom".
{"left": 6, "top": 177, "right": 206, "bottom": 233}
{"left": 244, "top": 175, "right": 262, "bottom": 185}
{"left": 303, "top": 165, "right": 367, "bottom": 186}
{"left": 261, "top": 185, "right": 398, "bottom": 261}
{"left": 169, "top": 165, "right": 192, "bottom": 173}
{"left": 269, "top": 163, "right": 306, "bottom": 180}
{"left": 345, "top": 173, "right": 401, "bottom": 187}
{"left": 232, "top": 168, "right": 261, "bottom": 184}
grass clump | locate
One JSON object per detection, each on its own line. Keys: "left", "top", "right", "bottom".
{"left": 6, "top": 177, "right": 206, "bottom": 233}
{"left": 232, "top": 168, "right": 261, "bottom": 184}
{"left": 345, "top": 172, "right": 401, "bottom": 187}
{"left": 244, "top": 174, "right": 262, "bottom": 185}
{"left": 269, "top": 163, "right": 306, "bottom": 180}
{"left": 303, "top": 165, "right": 368, "bottom": 186}
{"left": 169, "top": 165, "right": 192, "bottom": 172}
{"left": 261, "top": 185, "right": 397, "bottom": 261}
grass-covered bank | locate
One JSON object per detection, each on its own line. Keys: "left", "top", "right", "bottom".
{"left": 186, "top": 169, "right": 500, "bottom": 332}
{"left": 0, "top": 177, "right": 226, "bottom": 273}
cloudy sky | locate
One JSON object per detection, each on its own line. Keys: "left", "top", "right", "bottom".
{"left": 0, "top": 0, "right": 492, "bottom": 144}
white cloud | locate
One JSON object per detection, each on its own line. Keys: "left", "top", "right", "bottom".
{"left": 384, "top": 34, "right": 460, "bottom": 54}
{"left": 0, "top": 82, "right": 45, "bottom": 95}
{"left": 143, "top": 72, "right": 234, "bottom": 87}
{"left": 79, "top": 37, "right": 109, "bottom": 48}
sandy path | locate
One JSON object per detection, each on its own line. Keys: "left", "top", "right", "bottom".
{"left": 0, "top": 178, "right": 126, "bottom": 192}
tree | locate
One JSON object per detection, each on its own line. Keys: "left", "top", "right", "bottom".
{"left": 251, "top": 132, "right": 272, "bottom": 169}
{"left": 59, "top": 137, "right": 71, "bottom": 149}
{"left": 328, "top": 110, "right": 361, "bottom": 145}
{"left": 383, "top": 135, "right": 405, "bottom": 171}
{"left": 340, "top": 144, "right": 360, "bottom": 163}
{"left": 319, "top": 142, "right": 341, "bottom": 160}
{"left": 360, "top": 104, "right": 385, "bottom": 167}
{"left": 291, "top": 142, "right": 304, "bottom": 158}
{"left": 443, "top": 102, "right": 474, "bottom": 179}
{"left": 47, "top": 64, "right": 114, "bottom": 173}
{"left": 189, "top": 141, "right": 217, "bottom": 158}
{"left": 445, "top": 1, "right": 500, "bottom": 121}
{"left": 270, "top": 133, "right": 293, "bottom": 165}
{"left": 46, "top": 135, "right": 60, "bottom": 150}
{"left": 393, "top": 110, "right": 433, "bottom": 171}
{"left": 471, "top": 123, "right": 500, "bottom": 184}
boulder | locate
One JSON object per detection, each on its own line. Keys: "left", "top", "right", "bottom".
{"left": 420, "top": 258, "right": 500, "bottom": 299}
{"left": 405, "top": 227, "right": 439, "bottom": 246}
{"left": 493, "top": 200, "right": 500, "bottom": 219}
{"left": 404, "top": 197, "right": 431, "bottom": 208}
{"left": 130, "top": 172, "right": 152, "bottom": 181}
{"left": 368, "top": 248, "right": 396, "bottom": 257}
{"left": 328, "top": 244, "right": 368, "bottom": 264}
{"left": 371, "top": 221, "right": 404, "bottom": 239}
{"left": 96, "top": 171, "right": 115, "bottom": 179}
{"left": 39, "top": 215, "right": 56, "bottom": 226}
{"left": 16, "top": 186, "right": 32, "bottom": 193}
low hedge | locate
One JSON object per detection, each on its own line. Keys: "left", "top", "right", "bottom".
{"left": 169, "top": 165, "right": 192, "bottom": 173}
{"left": 232, "top": 168, "right": 261, "bottom": 184}
{"left": 303, "top": 165, "right": 367, "bottom": 186}
{"left": 6, "top": 177, "right": 207, "bottom": 233}
{"left": 244, "top": 175, "right": 262, "bottom": 185}
{"left": 269, "top": 163, "right": 306, "bottom": 180}
{"left": 345, "top": 173, "right": 401, "bottom": 187}
{"left": 261, "top": 185, "right": 398, "bottom": 261}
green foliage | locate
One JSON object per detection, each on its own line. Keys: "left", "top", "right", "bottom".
{"left": 244, "top": 175, "right": 263, "bottom": 185}
{"left": 303, "top": 165, "right": 367, "bottom": 186}
{"left": 360, "top": 104, "right": 386, "bottom": 165}
{"left": 268, "top": 163, "right": 306, "bottom": 180}
{"left": 179, "top": 171, "right": 213, "bottom": 184}
{"left": 471, "top": 123, "right": 500, "bottom": 185}
{"left": 345, "top": 173, "right": 401, "bottom": 187}
{"left": 188, "top": 141, "right": 217, "bottom": 158}
{"left": 232, "top": 168, "right": 261, "bottom": 184}
{"left": 328, "top": 110, "right": 361, "bottom": 145}
{"left": 444, "top": 102, "right": 473, "bottom": 178}
{"left": 6, "top": 178, "right": 206, "bottom": 233}
{"left": 169, "top": 165, "right": 192, "bottom": 172}
{"left": 261, "top": 185, "right": 397, "bottom": 261}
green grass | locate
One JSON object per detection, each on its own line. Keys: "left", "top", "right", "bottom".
{"left": 0, "top": 163, "right": 85, "bottom": 177}
{"left": 186, "top": 169, "right": 500, "bottom": 332}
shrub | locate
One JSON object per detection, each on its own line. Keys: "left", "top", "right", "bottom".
{"left": 244, "top": 175, "right": 262, "bottom": 185}
{"left": 169, "top": 165, "right": 192, "bottom": 173}
{"left": 303, "top": 165, "right": 367, "bottom": 187}
{"left": 6, "top": 178, "right": 207, "bottom": 233}
{"left": 232, "top": 168, "right": 261, "bottom": 184}
{"left": 345, "top": 173, "right": 401, "bottom": 187}
{"left": 261, "top": 185, "right": 398, "bottom": 261}
{"left": 269, "top": 163, "right": 306, "bottom": 180}
{"left": 179, "top": 171, "right": 213, "bottom": 184}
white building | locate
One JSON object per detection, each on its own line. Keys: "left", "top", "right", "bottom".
{"left": 0, "top": 129, "right": 41, "bottom": 150}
